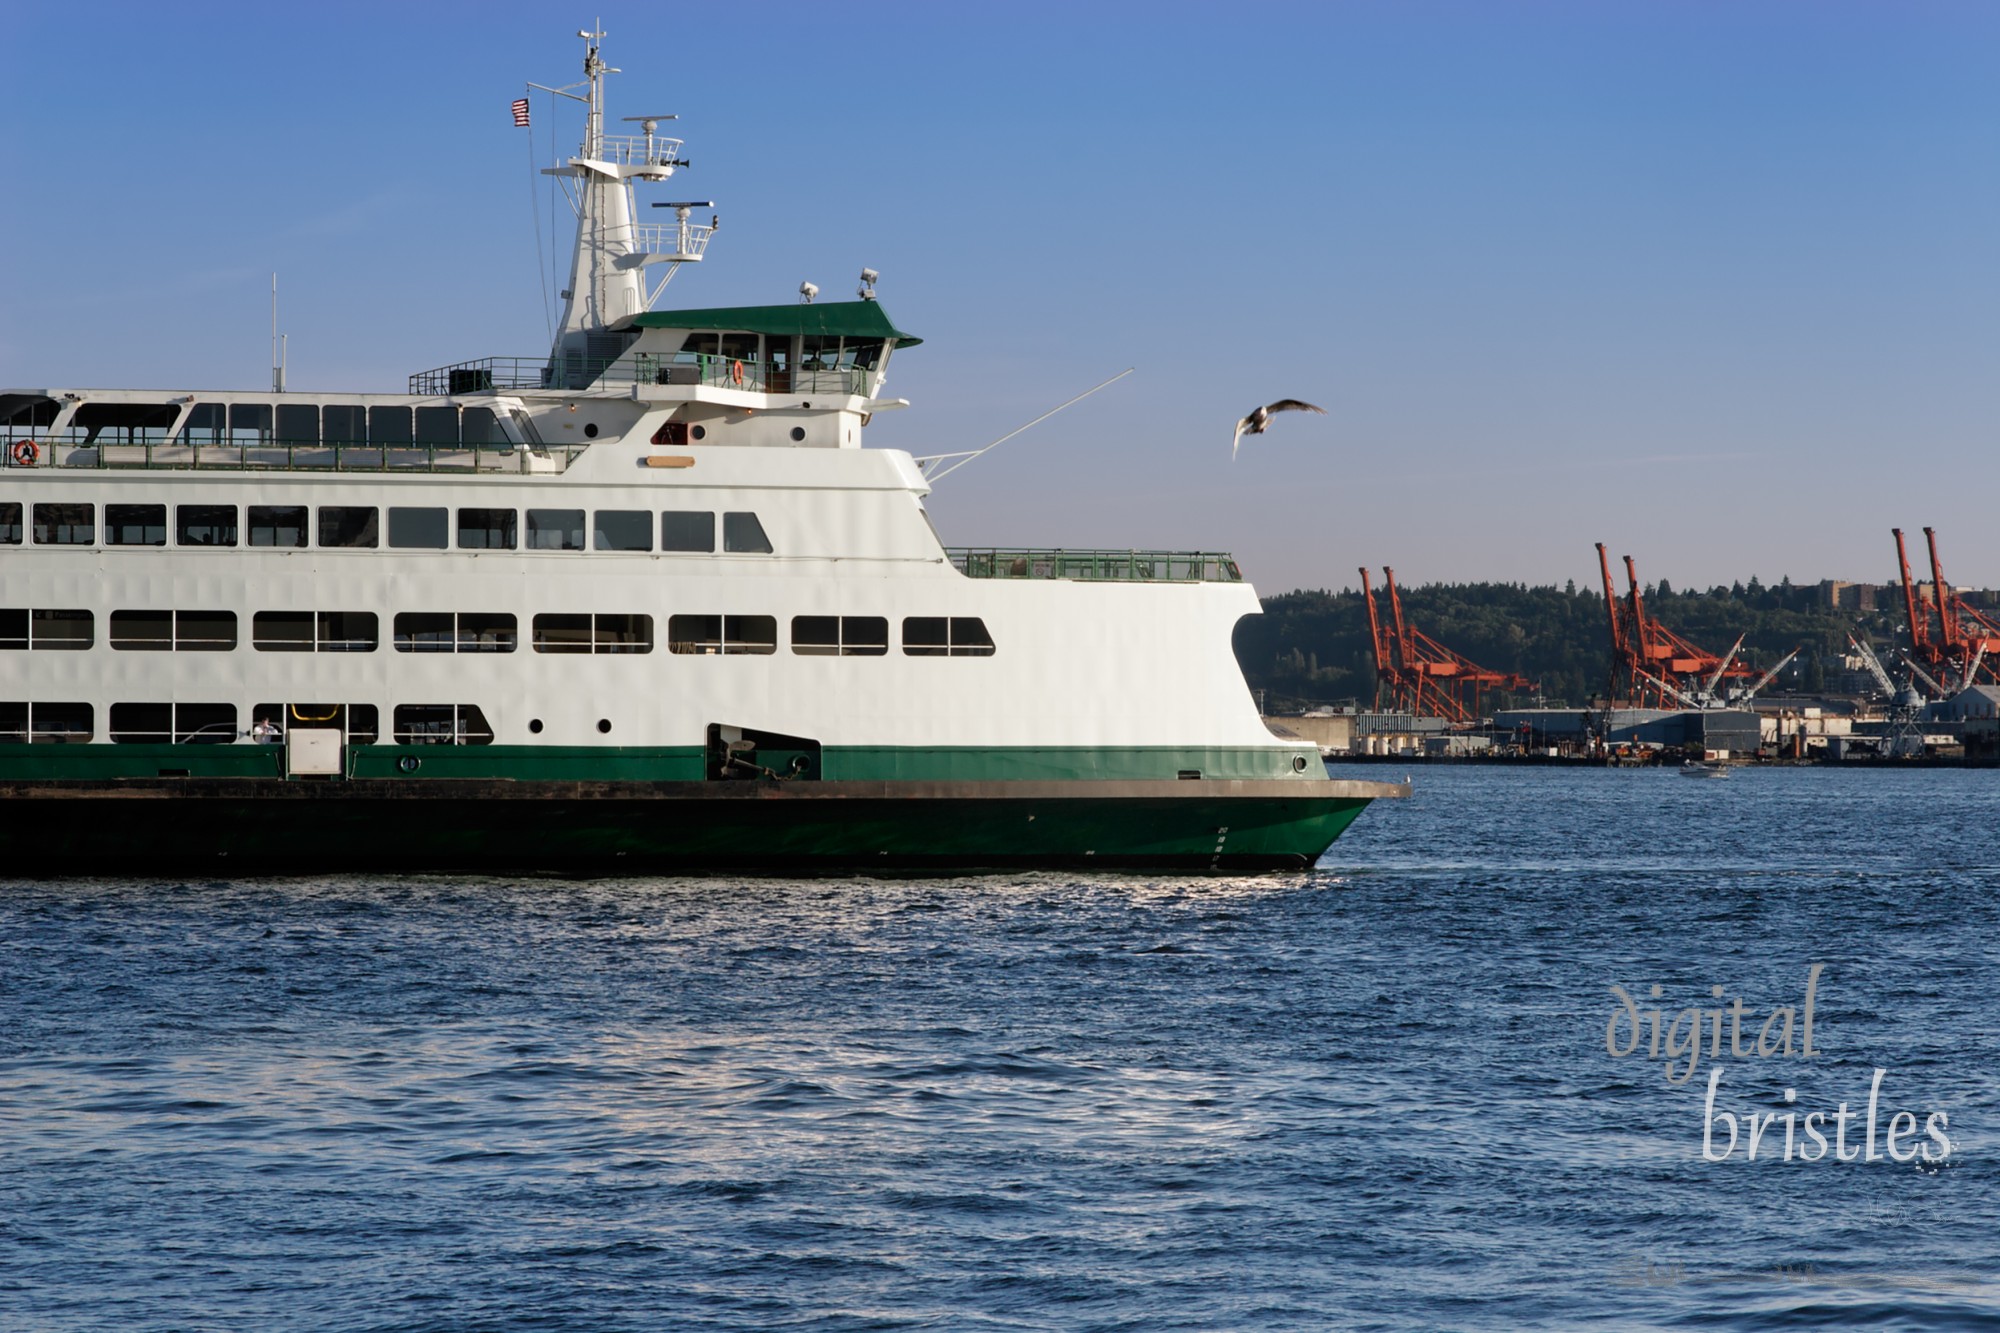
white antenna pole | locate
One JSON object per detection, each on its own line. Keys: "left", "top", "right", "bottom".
{"left": 270, "top": 274, "right": 285, "bottom": 393}
{"left": 922, "top": 368, "right": 1135, "bottom": 484}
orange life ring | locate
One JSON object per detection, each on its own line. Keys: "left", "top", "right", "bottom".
{"left": 729, "top": 359, "right": 744, "bottom": 386}
{"left": 11, "top": 440, "right": 36, "bottom": 466}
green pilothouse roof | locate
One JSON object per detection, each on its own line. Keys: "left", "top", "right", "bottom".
{"left": 626, "top": 300, "right": 921, "bottom": 347}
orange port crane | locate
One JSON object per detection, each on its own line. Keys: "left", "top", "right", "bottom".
{"left": 1359, "top": 566, "right": 1534, "bottom": 722}
{"left": 1893, "top": 526, "right": 2000, "bottom": 693}
{"left": 1595, "top": 543, "right": 1757, "bottom": 709}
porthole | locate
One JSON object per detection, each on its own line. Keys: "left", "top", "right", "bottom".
{"left": 789, "top": 427, "right": 805, "bottom": 442}
{"left": 398, "top": 755, "right": 420, "bottom": 773}
{"left": 801, "top": 401, "right": 811, "bottom": 409}
{"left": 584, "top": 423, "right": 599, "bottom": 438}
{"left": 690, "top": 425, "right": 706, "bottom": 441}
{"left": 1293, "top": 754, "right": 1309, "bottom": 772}
{"left": 528, "top": 718, "right": 544, "bottom": 735}
{"left": 597, "top": 718, "right": 612, "bottom": 734}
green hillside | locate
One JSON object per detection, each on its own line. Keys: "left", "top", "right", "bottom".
{"left": 1234, "top": 578, "right": 1913, "bottom": 712}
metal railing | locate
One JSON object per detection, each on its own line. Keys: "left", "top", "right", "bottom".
{"left": 631, "top": 219, "right": 715, "bottom": 261}
{"left": 407, "top": 353, "right": 870, "bottom": 398}
{"left": 3, "top": 438, "right": 586, "bottom": 475}
{"left": 947, "top": 549, "right": 1244, "bottom": 583}
{"left": 589, "top": 133, "right": 684, "bottom": 167}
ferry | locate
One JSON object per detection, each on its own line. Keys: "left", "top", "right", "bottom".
{"left": 0, "top": 32, "right": 1404, "bottom": 874}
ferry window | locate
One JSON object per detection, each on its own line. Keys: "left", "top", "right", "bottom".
{"left": 175, "top": 703, "right": 237, "bottom": 744}
{"left": 111, "top": 610, "right": 236, "bottom": 651}
{"left": 792, "top": 615, "right": 888, "bottom": 657}
{"left": 415, "top": 406, "right": 459, "bottom": 446}
{"left": 668, "top": 614, "right": 722, "bottom": 653}
{"left": 670, "top": 614, "right": 774, "bottom": 654}
{"left": 393, "top": 612, "right": 455, "bottom": 653}
{"left": 457, "top": 613, "right": 517, "bottom": 653}
{"left": 0, "top": 503, "right": 19, "bottom": 544}
{"left": 249, "top": 505, "right": 308, "bottom": 548}
{"left": 0, "top": 610, "right": 23, "bottom": 650}
{"left": 183, "top": 403, "right": 226, "bottom": 446}
{"left": 32, "top": 702, "right": 92, "bottom": 743}
{"left": 532, "top": 613, "right": 653, "bottom": 654}
{"left": 228, "top": 403, "right": 273, "bottom": 446}
{"left": 388, "top": 507, "right": 449, "bottom": 549}
{"left": 369, "top": 405, "right": 413, "bottom": 445}
{"left": 527, "top": 508, "right": 585, "bottom": 551}
{"left": 31, "top": 609, "right": 93, "bottom": 649}
{"left": 463, "top": 407, "right": 503, "bottom": 446}
{"left": 253, "top": 703, "right": 379, "bottom": 744}
{"left": 457, "top": 508, "right": 517, "bottom": 550}
{"left": 252, "top": 611, "right": 314, "bottom": 651}
{"left": 323, "top": 406, "right": 366, "bottom": 445}
{"left": 723, "top": 512, "right": 772, "bottom": 554}
{"left": 593, "top": 510, "right": 652, "bottom": 552}
{"left": 33, "top": 503, "right": 93, "bottom": 545}
{"left": 176, "top": 611, "right": 237, "bottom": 651}
{"left": 318, "top": 611, "right": 378, "bottom": 653}
{"left": 0, "top": 702, "right": 18, "bottom": 741}
{"left": 110, "top": 610, "right": 172, "bottom": 650}
{"left": 318, "top": 506, "right": 379, "bottom": 549}
{"left": 720, "top": 333, "right": 758, "bottom": 363}
{"left": 277, "top": 403, "right": 319, "bottom": 445}
{"left": 392, "top": 612, "right": 516, "bottom": 653}
{"left": 660, "top": 510, "right": 714, "bottom": 552}
{"left": 393, "top": 704, "right": 494, "bottom": 746}
{"left": 109, "top": 703, "right": 172, "bottom": 744}
{"left": 902, "top": 616, "right": 997, "bottom": 658}
{"left": 252, "top": 610, "right": 379, "bottom": 652}
{"left": 105, "top": 504, "right": 168, "bottom": 546}
{"left": 177, "top": 504, "right": 239, "bottom": 547}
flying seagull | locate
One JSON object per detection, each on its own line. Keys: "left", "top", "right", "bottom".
{"left": 1231, "top": 399, "right": 1326, "bottom": 459}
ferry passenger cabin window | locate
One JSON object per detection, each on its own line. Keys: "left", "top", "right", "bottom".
{"left": 388, "top": 507, "right": 448, "bottom": 549}
{"left": 319, "top": 506, "right": 379, "bottom": 548}
{"left": 33, "top": 503, "right": 93, "bottom": 545}
{"left": 0, "top": 503, "right": 20, "bottom": 544}
{"left": 105, "top": 504, "right": 167, "bottom": 546}
{"left": 458, "top": 508, "right": 517, "bottom": 549}
{"left": 178, "top": 504, "right": 238, "bottom": 547}
{"left": 393, "top": 612, "right": 517, "bottom": 653}
{"left": 278, "top": 404, "right": 319, "bottom": 444}
{"left": 109, "top": 610, "right": 237, "bottom": 651}
{"left": 722, "top": 512, "right": 772, "bottom": 554}
{"left": 660, "top": 511, "right": 714, "bottom": 552}
{"left": 323, "top": 406, "right": 366, "bottom": 446}
{"left": 252, "top": 610, "right": 379, "bottom": 653}
{"left": 668, "top": 614, "right": 777, "bottom": 655}
{"left": 371, "top": 406, "right": 413, "bottom": 445}
{"left": 594, "top": 510, "right": 652, "bottom": 552}
{"left": 531, "top": 613, "right": 654, "bottom": 654}
{"left": 251, "top": 703, "right": 379, "bottom": 744}
{"left": 249, "top": 505, "right": 308, "bottom": 548}
{"left": 902, "top": 617, "right": 996, "bottom": 657}
{"left": 791, "top": 616, "right": 889, "bottom": 657}
{"left": 527, "top": 509, "right": 585, "bottom": 551}
{"left": 393, "top": 704, "right": 494, "bottom": 746}
{"left": 415, "top": 407, "right": 458, "bottom": 446}
{"left": 0, "top": 609, "right": 94, "bottom": 650}
{"left": 109, "top": 702, "right": 237, "bottom": 744}
{"left": 0, "top": 702, "right": 92, "bottom": 744}
{"left": 74, "top": 401, "right": 178, "bottom": 446}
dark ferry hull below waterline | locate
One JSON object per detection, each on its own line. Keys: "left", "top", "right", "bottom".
{"left": 0, "top": 777, "right": 1405, "bottom": 875}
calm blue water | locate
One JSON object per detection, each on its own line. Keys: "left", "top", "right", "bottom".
{"left": 1, "top": 766, "right": 1995, "bottom": 1331}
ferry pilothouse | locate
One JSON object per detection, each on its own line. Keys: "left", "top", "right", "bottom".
{"left": 0, "top": 31, "right": 1403, "bottom": 873}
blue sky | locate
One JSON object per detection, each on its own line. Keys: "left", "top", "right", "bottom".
{"left": 4, "top": 2, "right": 1997, "bottom": 596}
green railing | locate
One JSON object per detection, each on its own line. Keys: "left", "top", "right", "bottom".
{"left": 948, "top": 549, "right": 1243, "bottom": 583}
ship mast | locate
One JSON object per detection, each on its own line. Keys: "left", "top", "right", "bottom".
{"left": 536, "top": 28, "right": 716, "bottom": 368}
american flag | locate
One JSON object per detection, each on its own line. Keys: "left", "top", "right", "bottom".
{"left": 511, "top": 97, "right": 531, "bottom": 128}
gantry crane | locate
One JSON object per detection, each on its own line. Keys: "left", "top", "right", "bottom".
{"left": 1359, "top": 567, "right": 1534, "bottom": 722}
{"left": 1892, "top": 527, "right": 2000, "bottom": 695}
{"left": 1595, "top": 543, "right": 1762, "bottom": 709}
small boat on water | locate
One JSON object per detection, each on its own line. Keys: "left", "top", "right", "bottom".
{"left": 1679, "top": 761, "right": 1731, "bottom": 779}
